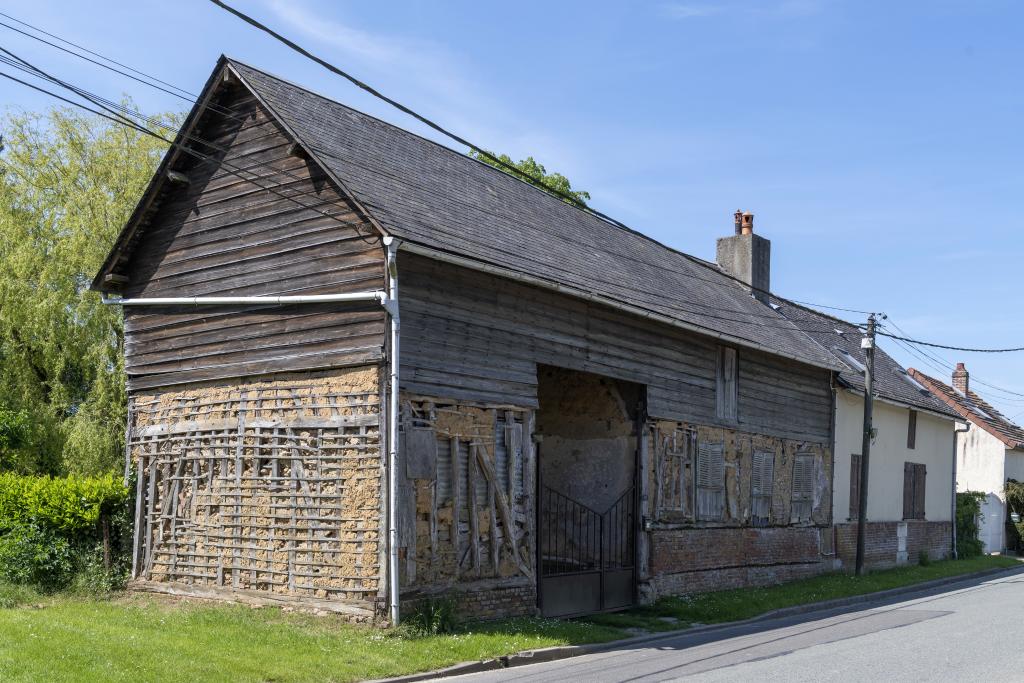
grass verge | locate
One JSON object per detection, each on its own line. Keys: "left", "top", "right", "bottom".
{"left": 583, "top": 554, "right": 1019, "bottom": 632}
{"left": 0, "top": 555, "right": 1015, "bottom": 682}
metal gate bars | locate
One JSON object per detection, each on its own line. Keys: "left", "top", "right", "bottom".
{"left": 538, "top": 484, "right": 636, "bottom": 617}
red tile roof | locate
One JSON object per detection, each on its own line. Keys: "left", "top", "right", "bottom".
{"left": 908, "top": 368, "right": 1024, "bottom": 449}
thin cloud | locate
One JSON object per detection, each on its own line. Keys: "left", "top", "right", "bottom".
{"left": 662, "top": 0, "right": 826, "bottom": 20}
{"left": 260, "top": 0, "right": 523, "bottom": 154}
{"left": 662, "top": 3, "right": 723, "bottom": 19}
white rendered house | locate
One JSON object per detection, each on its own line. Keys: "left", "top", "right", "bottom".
{"left": 911, "top": 364, "right": 1024, "bottom": 554}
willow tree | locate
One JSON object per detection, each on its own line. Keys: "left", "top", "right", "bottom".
{"left": 0, "top": 106, "right": 170, "bottom": 474}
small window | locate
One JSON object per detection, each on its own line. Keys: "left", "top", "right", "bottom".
{"left": 716, "top": 346, "right": 738, "bottom": 421}
{"left": 751, "top": 450, "right": 775, "bottom": 527}
{"left": 832, "top": 347, "right": 865, "bottom": 373}
{"left": 695, "top": 441, "right": 725, "bottom": 521}
{"left": 790, "top": 453, "right": 815, "bottom": 523}
{"left": 907, "top": 410, "right": 917, "bottom": 450}
{"left": 903, "top": 462, "right": 926, "bottom": 520}
{"left": 849, "top": 454, "right": 861, "bottom": 519}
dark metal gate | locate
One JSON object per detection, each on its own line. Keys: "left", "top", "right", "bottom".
{"left": 538, "top": 484, "right": 636, "bottom": 617}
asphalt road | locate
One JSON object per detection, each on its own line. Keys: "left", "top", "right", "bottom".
{"left": 442, "top": 569, "right": 1024, "bottom": 682}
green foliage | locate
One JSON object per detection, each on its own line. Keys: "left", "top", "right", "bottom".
{"left": 957, "top": 490, "right": 987, "bottom": 558}
{"left": 0, "top": 472, "right": 130, "bottom": 591}
{"left": 0, "top": 522, "right": 74, "bottom": 590}
{"left": 0, "top": 105, "right": 171, "bottom": 475}
{"left": 0, "top": 472, "right": 128, "bottom": 534}
{"left": 0, "top": 407, "right": 29, "bottom": 470}
{"left": 918, "top": 550, "right": 931, "bottom": 566}
{"left": 405, "top": 596, "right": 460, "bottom": 636}
{"left": 467, "top": 149, "right": 590, "bottom": 205}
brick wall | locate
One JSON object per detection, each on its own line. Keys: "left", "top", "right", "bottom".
{"left": 646, "top": 526, "right": 830, "bottom": 597}
{"left": 402, "top": 581, "right": 537, "bottom": 622}
{"left": 834, "top": 521, "right": 952, "bottom": 570}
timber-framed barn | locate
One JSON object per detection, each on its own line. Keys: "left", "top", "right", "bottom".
{"left": 93, "top": 56, "right": 847, "bottom": 623}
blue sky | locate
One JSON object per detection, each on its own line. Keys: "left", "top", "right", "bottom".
{"left": 2, "top": 0, "right": 1022, "bottom": 419}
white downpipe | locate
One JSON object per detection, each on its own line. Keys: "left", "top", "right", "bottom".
{"left": 101, "top": 291, "right": 386, "bottom": 306}
{"left": 384, "top": 236, "right": 401, "bottom": 626}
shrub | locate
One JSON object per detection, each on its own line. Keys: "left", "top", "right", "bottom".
{"left": 0, "top": 473, "right": 131, "bottom": 592}
{"left": 0, "top": 472, "right": 128, "bottom": 536}
{"left": 405, "top": 596, "right": 460, "bottom": 635}
{"left": 918, "top": 550, "right": 931, "bottom": 566}
{"left": 957, "top": 491, "right": 986, "bottom": 559}
{"left": 0, "top": 522, "right": 75, "bottom": 591}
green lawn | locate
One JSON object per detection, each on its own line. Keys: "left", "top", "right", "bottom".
{"left": 0, "top": 555, "right": 1016, "bottom": 682}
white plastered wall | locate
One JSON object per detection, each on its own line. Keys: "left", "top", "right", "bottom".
{"left": 957, "top": 423, "right": 1010, "bottom": 553}
{"left": 833, "top": 389, "right": 954, "bottom": 522}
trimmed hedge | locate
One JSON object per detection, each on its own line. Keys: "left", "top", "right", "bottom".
{"left": 0, "top": 472, "right": 128, "bottom": 535}
{"left": 0, "top": 473, "right": 131, "bottom": 592}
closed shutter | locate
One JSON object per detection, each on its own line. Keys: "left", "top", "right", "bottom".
{"left": 716, "top": 347, "right": 738, "bottom": 421}
{"left": 751, "top": 450, "right": 774, "bottom": 526}
{"left": 913, "top": 463, "right": 927, "bottom": 519}
{"left": 849, "top": 454, "right": 861, "bottom": 520}
{"left": 436, "top": 436, "right": 453, "bottom": 503}
{"left": 790, "top": 453, "right": 815, "bottom": 523}
{"left": 696, "top": 441, "right": 725, "bottom": 521}
{"left": 903, "top": 462, "right": 915, "bottom": 519}
{"left": 907, "top": 410, "right": 917, "bottom": 449}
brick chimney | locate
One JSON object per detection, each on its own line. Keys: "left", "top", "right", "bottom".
{"left": 717, "top": 210, "right": 770, "bottom": 304}
{"left": 953, "top": 362, "right": 969, "bottom": 395}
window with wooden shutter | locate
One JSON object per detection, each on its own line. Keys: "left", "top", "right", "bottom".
{"left": 695, "top": 441, "right": 725, "bottom": 521}
{"left": 849, "top": 454, "right": 862, "bottom": 520}
{"left": 903, "top": 461, "right": 926, "bottom": 520}
{"left": 914, "top": 463, "right": 926, "bottom": 519}
{"left": 494, "top": 411, "right": 524, "bottom": 502}
{"left": 790, "top": 452, "right": 815, "bottom": 523}
{"left": 751, "top": 450, "right": 775, "bottom": 527}
{"left": 657, "top": 427, "right": 696, "bottom": 515}
{"left": 436, "top": 436, "right": 454, "bottom": 503}
{"left": 716, "top": 346, "right": 738, "bottom": 421}
{"left": 907, "top": 410, "right": 917, "bottom": 450}
{"left": 905, "top": 462, "right": 929, "bottom": 520}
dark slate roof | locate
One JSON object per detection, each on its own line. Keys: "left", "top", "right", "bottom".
{"left": 772, "top": 300, "right": 958, "bottom": 418}
{"left": 220, "top": 59, "right": 843, "bottom": 371}
{"left": 909, "top": 369, "right": 1024, "bottom": 449}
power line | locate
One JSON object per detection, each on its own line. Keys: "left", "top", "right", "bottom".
{"left": 0, "top": 67, "right": 375, "bottom": 255}
{"left": 1, "top": 10, "right": 873, "bottom": 326}
{"left": 0, "top": 36, "right": 871, "bottom": 338}
{"left": 0, "top": 6, "right": 880, "bottom": 327}
{"left": 0, "top": 51, "right": 855, "bottom": 341}
{"left": 3, "top": 60, "right": 882, "bottom": 352}
{"left": 876, "top": 330, "right": 1024, "bottom": 354}
{"left": 0, "top": 13, "right": 247, "bottom": 123}
{"left": 881, "top": 318, "right": 1024, "bottom": 402}
{"left": 7, "top": 10, "right": 990, "bottom": 353}
{"left": 0, "top": 10, "right": 194, "bottom": 97}
{"left": 206, "top": 0, "right": 873, "bottom": 320}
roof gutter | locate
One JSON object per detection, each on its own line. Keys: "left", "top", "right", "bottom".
{"left": 398, "top": 241, "right": 843, "bottom": 374}
{"left": 101, "top": 291, "right": 387, "bottom": 306}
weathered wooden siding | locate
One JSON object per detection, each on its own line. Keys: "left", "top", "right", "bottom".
{"left": 122, "top": 84, "right": 386, "bottom": 391}
{"left": 399, "top": 253, "right": 831, "bottom": 442}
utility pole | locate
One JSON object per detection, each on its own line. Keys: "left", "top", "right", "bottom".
{"left": 855, "top": 314, "right": 876, "bottom": 576}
